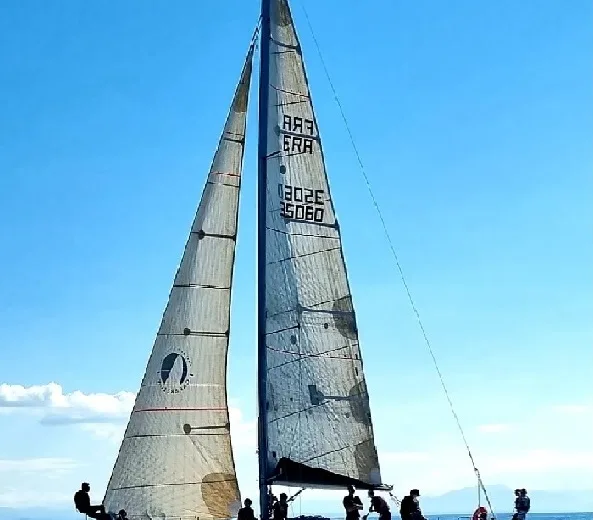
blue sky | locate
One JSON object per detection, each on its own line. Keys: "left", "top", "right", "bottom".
{"left": 0, "top": 0, "right": 591, "bottom": 512}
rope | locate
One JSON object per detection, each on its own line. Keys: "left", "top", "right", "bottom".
{"left": 389, "top": 491, "right": 401, "bottom": 507}
{"left": 287, "top": 488, "right": 305, "bottom": 503}
{"left": 296, "top": 3, "right": 496, "bottom": 519}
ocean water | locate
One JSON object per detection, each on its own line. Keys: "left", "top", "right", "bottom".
{"left": 325, "top": 515, "right": 593, "bottom": 520}
{"left": 424, "top": 515, "right": 593, "bottom": 520}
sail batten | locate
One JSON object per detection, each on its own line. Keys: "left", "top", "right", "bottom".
{"left": 103, "top": 40, "right": 256, "bottom": 520}
{"left": 260, "top": 0, "right": 388, "bottom": 491}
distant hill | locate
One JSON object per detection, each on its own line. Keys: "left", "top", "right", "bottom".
{"left": 0, "top": 507, "right": 78, "bottom": 520}
{"left": 419, "top": 485, "right": 593, "bottom": 515}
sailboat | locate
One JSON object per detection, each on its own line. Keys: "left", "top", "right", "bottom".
{"left": 104, "top": 0, "right": 398, "bottom": 518}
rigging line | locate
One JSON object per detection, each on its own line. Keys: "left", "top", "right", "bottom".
{"left": 296, "top": 2, "right": 496, "bottom": 517}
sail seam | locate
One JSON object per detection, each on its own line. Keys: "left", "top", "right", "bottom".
{"left": 222, "top": 137, "right": 245, "bottom": 144}
{"left": 267, "top": 344, "right": 352, "bottom": 357}
{"left": 190, "top": 230, "right": 236, "bottom": 240}
{"left": 173, "top": 284, "right": 230, "bottom": 289}
{"left": 265, "top": 324, "right": 299, "bottom": 335}
{"left": 134, "top": 407, "right": 227, "bottom": 412}
{"left": 266, "top": 227, "right": 338, "bottom": 238}
{"left": 300, "top": 442, "right": 364, "bottom": 464}
{"left": 111, "top": 478, "right": 237, "bottom": 491}
{"left": 266, "top": 300, "right": 353, "bottom": 320}
{"left": 267, "top": 246, "right": 342, "bottom": 265}
{"left": 269, "top": 407, "right": 314, "bottom": 424}
{"left": 267, "top": 343, "right": 350, "bottom": 355}
{"left": 210, "top": 172, "right": 241, "bottom": 178}
{"left": 156, "top": 332, "right": 228, "bottom": 337}
{"left": 271, "top": 85, "right": 309, "bottom": 98}
{"left": 269, "top": 353, "right": 360, "bottom": 371}
{"left": 207, "top": 180, "right": 241, "bottom": 188}
{"left": 126, "top": 432, "right": 228, "bottom": 439}
{"left": 276, "top": 100, "right": 308, "bottom": 108}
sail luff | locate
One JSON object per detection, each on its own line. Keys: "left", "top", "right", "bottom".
{"left": 102, "top": 39, "right": 256, "bottom": 520}
{"left": 257, "top": 1, "right": 272, "bottom": 519}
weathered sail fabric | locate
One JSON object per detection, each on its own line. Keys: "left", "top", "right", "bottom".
{"left": 261, "top": 0, "right": 388, "bottom": 490}
{"left": 103, "top": 44, "right": 255, "bottom": 520}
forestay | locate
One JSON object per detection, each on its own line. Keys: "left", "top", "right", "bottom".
{"left": 261, "top": 0, "right": 388, "bottom": 490}
{"left": 103, "top": 43, "right": 255, "bottom": 520}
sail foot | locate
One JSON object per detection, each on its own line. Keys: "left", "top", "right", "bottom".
{"left": 270, "top": 458, "right": 392, "bottom": 491}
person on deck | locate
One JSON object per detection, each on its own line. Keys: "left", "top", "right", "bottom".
{"left": 273, "top": 493, "right": 289, "bottom": 520}
{"left": 515, "top": 489, "right": 530, "bottom": 520}
{"left": 343, "top": 485, "right": 364, "bottom": 520}
{"left": 368, "top": 490, "right": 391, "bottom": 520}
{"left": 238, "top": 498, "right": 256, "bottom": 520}
{"left": 514, "top": 490, "right": 520, "bottom": 508}
{"left": 74, "top": 483, "right": 106, "bottom": 519}
{"left": 399, "top": 489, "right": 424, "bottom": 520}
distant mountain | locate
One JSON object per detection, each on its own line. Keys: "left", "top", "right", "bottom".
{"left": 419, "top": 485, "right": 593, "bottom": 514}
{"left": 0, "top": 507, "right": 78, "bottom": 520}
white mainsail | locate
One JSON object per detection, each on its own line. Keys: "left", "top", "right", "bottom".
{"left": 103, "top": 42, "right": 255, "bottom": 520}
{"left": 260, "top": 0, "right": 388, "bottom": 490}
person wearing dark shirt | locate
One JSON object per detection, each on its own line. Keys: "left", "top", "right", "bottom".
{"left": 399, "top": 489, "right": 423, "bottom": 520}
{"left": 273, "top": 493, "right": 289, "bottom": 520}
{"left": 343, "top": 485, "right": 364, "bottom": 520}
{"left": 238, "top": 498, "right": 256, "bottom": 520}
{"left": 368, "top": 490, "right": 391, "bottom": 520}
{"left": 515, "top": 489, "right": 530, "bottom": 520}
{"left": 73, "top": 483, "right": 106, "bottom": 519}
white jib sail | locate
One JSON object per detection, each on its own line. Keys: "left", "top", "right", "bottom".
{"left": 260, "top": 0, "right": 386, "bottom": 490}
{"left": 103, "top": 42, "right": 255, "bottom": 520}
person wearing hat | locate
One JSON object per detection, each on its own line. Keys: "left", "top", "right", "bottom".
{"left": 344, "top": 485, "right": 364, "bottom": 520}
{"left": 399, "top": 489, "right": 424, "bottom": 520}
{"left": 272, "top": 492, "right": 289, "bottom": 520}
{"left": 368, "top": 490, "right": 391, "bottom": 520}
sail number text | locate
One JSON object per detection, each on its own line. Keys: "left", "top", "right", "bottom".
{"left": 278, "top": 183, "right": 325, "bottom": 223}
{"left": 282, "top": 115, "right": 315, "bottom": 155}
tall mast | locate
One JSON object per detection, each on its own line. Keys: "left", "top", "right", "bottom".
{"left": 257, "top": 0, "right": 271, "bottom": 519}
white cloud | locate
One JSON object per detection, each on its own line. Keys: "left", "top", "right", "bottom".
{"left": 80, "top": 423, "right": 128, "bottom": 444}
{"left": 477, "top": 423, "right": 512, "bottom": 433}
{"left": 482, "top": 449, "right": 593, "bottom": 473}
{"left": 0, "top": 383, "right": 135, "bottom": 425}
{"left": 382, "top": 451, "right": 432, "bottom": 463}
{"left": 0, "top": 457, "right": 78, "bottom": 473}
{"left": 551, "top": 404, "right": 593, "bottom": 415}
{"left": 2, "top": 382, "right": 591, "bottom": 507}
{"left": 0, "top": 383, "right": 259, "bottom": 450}
{"left": 229, "top": 406, "right": 256, "bottom": 452}
{"left": 377, "top": 448, "right": 593, "bottom": 495}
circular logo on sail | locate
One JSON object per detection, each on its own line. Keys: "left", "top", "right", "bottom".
{"left": 158, "top": 351, "right": 193, "bottom": 394}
